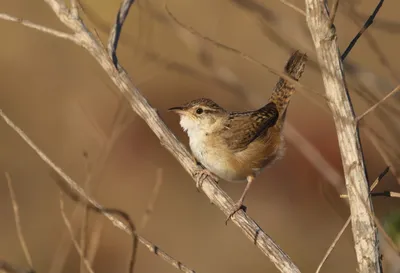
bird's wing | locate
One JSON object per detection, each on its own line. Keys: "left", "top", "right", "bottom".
{"left": 220, "top": 102, "right": 279, "bottom": 153}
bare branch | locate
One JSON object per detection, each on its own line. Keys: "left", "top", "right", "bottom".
{"left": 5, "top": 173, "right": 34, "bottom": 270}
{"left": 0, "top": 13, "right": 75, "bottom": 42}
{"left": 107, "top": 0, "right": 135, "bottom": 68}
{"left": 316, "top": 167, "right": 389, "bottom": 273}
{"left": 341, "top": 0, "right": 384, "bottom": 60}
{"left": 357, "top": 84, "right": 400, "bottom": 122}
{"left": 305, "top": 0, "right": 381, "bottom": 271}
{"left": 59, "top": 194, "right": 95, "bottom": 273}
{"left": 1, "top": 1, "right": 302, "bottom": 271}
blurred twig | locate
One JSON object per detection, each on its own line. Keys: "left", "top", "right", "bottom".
{"left": 315, "top": 167, "right": 389, "bottom": 273}
{"left": 341, "top": 0, "right": 385, "bottom": 60}
{"left": 5, "top": 173, "right": 34, "bottom": 270}
{"left": 60, "top": 193, "right": 95, "bottom": 273}
{"left": 140, "top": 168, "right": 164, "bottom": 230}
{"left": 278, "top": 0, "right": 306, "bottom": 16}
{"left": 0, "top": 260, "right": 35, "bottom": 273}
{"left": 357, "top": 84, "right": 400, "bottom": 122}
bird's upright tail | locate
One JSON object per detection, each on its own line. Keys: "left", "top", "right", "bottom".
{"left": 268, "top": 51, "right": 308, "bottom": 123}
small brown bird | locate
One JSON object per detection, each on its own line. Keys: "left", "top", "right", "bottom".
{"left": 169, "top": 51, "right": 307, "bottom": 222}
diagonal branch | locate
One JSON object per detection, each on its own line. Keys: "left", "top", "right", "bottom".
{"left": 305, "top": 0, "right": 381, "bottom": 272}
{"left": 0, "top": 0, "right": 302, "bottom": 272}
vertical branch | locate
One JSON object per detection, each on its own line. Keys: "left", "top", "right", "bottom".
{"left": 305, "top": 0, "right": 381, "bottom": 272}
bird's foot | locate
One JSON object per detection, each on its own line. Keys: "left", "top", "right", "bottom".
{"left": 194, "top": 169, "right": 219, "bottom": 192}
{"left": 225, "top": 202, "right": 247, "bottom": 225}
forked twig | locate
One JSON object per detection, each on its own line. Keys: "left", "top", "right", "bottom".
{"left": 5, "top": 173, "right": 34, "bottom": 270}
{"left": 315, "top": 167, "right": 389, "bottom": 273}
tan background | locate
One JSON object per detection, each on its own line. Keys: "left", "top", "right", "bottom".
{"left": 0, "top": 0, "right": 400, "bottom": 272}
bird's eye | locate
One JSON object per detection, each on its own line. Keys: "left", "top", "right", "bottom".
{"left": 196, "top": 108, "right": 203, "bottom": 114}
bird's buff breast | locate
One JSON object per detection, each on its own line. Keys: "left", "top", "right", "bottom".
{"left": 189, "top": 131, "right": 283, "bottom": 183}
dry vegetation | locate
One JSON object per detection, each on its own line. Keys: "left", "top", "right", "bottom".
{"left": 0, "top": 0, "right": 400, "bottom": 273}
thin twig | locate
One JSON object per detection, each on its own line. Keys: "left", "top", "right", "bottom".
{"left": 5, "top": 173, "right": 34, "bottom": 269}
{"left": 315, "top": 218, "right": 350, "bottom": 273}
{"left": 80, "top": 154, "right": 91, "bottom": 273}
{"left": 329, "top": 0, "right": 340, "bottom": 25}
{"left": 357, "top": 84, "right": 400, "bottom": 121}
{"left": 363, "top": 127, "right": 400, "bottom": 186}
{"left": 279, "top": 0, "right": 306, "bottom": 16}
{"left": 0, "top": 13, "right": 75, "bottom": 42}
{"left": 59, "top": 194, "right": 95, "bottom": 273}
{"left": 140, "top": 168, "right": 164, "bottom": 230}
{"left": 86, "top": 218, "right": 105, "bottom": 264}
{"left": 371, "top": 191, "right": 400, "bottom": 198}
{"left": 315, "top": 167, "right": 389, "bottom": 273}
{"left": 107, "top": 0, "right": 135, "bottom": 68}
{"left": 341, "top": 0, "right": 385, "bottom": 60}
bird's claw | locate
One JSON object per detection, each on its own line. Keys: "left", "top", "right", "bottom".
{"left": 225, "top": 203, "right": 247, "bottom": 225}
{"left": 194, "top": 169, "right": 219, "bottom": 192}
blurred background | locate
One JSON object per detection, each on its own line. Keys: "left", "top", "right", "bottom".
{"left": 0, "top": 0, "right": 399, "bottom": 272}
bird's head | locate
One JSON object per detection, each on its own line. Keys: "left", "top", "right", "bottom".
{"left": 168, "top": 98, "right": 226, "bottom": 134}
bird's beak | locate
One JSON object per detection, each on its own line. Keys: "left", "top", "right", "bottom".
{"left": 168, "top": 106, "right": 186, "bottom": 114}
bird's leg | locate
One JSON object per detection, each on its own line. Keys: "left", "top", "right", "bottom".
{"left": 225, "top": 175, "right": 254, "bottom": 224}
{"left": 194, "top": 162, "right": 219, "bottom": 191}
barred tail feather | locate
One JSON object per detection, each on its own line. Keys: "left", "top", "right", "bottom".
{"left": 268, "top": 51, "right": 308, "bottom": 118}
